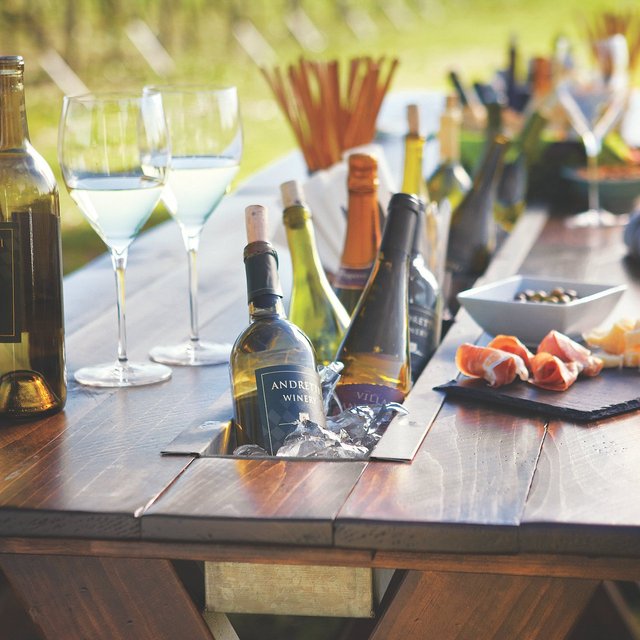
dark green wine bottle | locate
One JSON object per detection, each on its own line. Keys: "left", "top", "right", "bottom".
{"left": 230, "top": 205, "right": 326, "bottom": 455}
{"left": 446, "top": 135, "right": 508, "bottom": 280}
{"left": 0, "top": 56, "right": 66, "bottom": 421}
{"left": 334, "top": 193, "right": 418, "bottom": 408}
{"left": 408, "top": 202, "right": 443, "bottom": 382}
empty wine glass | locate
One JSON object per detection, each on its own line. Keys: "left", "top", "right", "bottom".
{"left": 147, "top": 85, "right": 242, "bottom": 366}
{"left": 58, "top": 91, "right": 172, "bottom": 387}
{"left": 556, "top": 34, "right": 629, "bottom": 227}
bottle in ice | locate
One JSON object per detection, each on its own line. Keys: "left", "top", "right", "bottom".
{"left": 0, "top": 56, "right": 66, "bottom": 421}
{"left": 408, "top": 202, "right": 443, "bottom": 383}
{"left": 230, "top": 204, "right": 326, "bottom": 455}
{"left": 334, "top": 193, "right": 418, "bottom": 409}
{"left": 333, "top": 153, "right": 381, "bottom": 316}
{"left": 281, "top": 180, "right": 349, "bottom": 366}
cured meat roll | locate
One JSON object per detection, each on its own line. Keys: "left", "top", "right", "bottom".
{"left": 455, "top": 343, "right": 529, "bottom": 387}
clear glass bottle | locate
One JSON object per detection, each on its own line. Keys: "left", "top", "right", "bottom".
{"left": 281, "top": 180, "right": 349, "bottom": 366}
{"left": 334, "top": 193, "right": 418, "bottom": 408}
{"left": 230, "top": 205, "right": 326, "bottom": 455}
{"left": 427, "top": 95, "right": 472, "bottom": 212}
{"left": 333, "top": 153, "right": 381, "bottom": 316}
{"left": 408, "top": 202, "right": 443, "bottom": 383}
{"left": 0, "top": 56, "right": 66, "bottom": 420}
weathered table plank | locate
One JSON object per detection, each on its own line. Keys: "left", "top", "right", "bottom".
{"left": 141, "top": 457, "right": 366, "bottom": 546}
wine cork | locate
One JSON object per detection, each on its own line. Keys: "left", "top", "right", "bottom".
{"left": 245, "top": 205, "right": 269, "bottom": 243}
{"left": 407, "top": 103, "right": 420, "bottom": 136}
{"left": 445, "top": 94, "right": 459, "bottom": 110}
{"left": 280, "top": 180, "right": 304, "bottom": 209}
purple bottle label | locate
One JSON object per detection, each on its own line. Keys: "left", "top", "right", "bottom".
{"left": 0, "top": 222, "right": 20, "bottom": 343}
{"left": 333, "top": 265, "right": 373, "bottom": 290}
{"left": 335, "top": 384, "right": 405, "bottom": 409}
{"left": 255, "top": 364, "right": 326, "bottom": 455}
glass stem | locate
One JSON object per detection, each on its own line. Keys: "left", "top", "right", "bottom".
{"left": 111, "top": 250, "right": 129, "bottom": 366}
{"left": 587, "top": 151, "right": 600, "bottom": 213}
{"left": 584, "top": 132, "right": 602, "bottom": 213}
{"left": 184, "top": 233, "right": 201, "bottom": 344}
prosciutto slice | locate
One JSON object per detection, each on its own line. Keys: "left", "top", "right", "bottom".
{"left": 487, "top": 335, "right": 534, "bottom": 371}
{"left": 537, "top": 330, "right": 603, "bottom": 377}
{"left": 530, "top": 352, "right": 580, "bottom": 391}
{"left": 455, "top": 343, "right": 529, "bottom": 387}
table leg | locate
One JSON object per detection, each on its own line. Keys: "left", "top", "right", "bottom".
{"left": 0, "top": 554, "right": 217, "bottom": 640}
{"left": 360, "top": 570, "right": 599, "bottom": 640}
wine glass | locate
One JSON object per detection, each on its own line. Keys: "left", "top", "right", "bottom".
{"left": 146, "top": 85, "right": 242, "bottom": 366}
{"left": 556, "top": 34, "right": 629, "bottom": 227}
{"left": 58, "top": 90, "right": 172, "bottom": 387}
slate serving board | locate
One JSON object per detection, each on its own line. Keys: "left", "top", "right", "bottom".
{"left": 434, "top": 367, "right": 640, "bottom": 421}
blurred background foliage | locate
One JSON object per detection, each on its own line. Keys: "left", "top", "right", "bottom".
{"left": 0, "top": 0, "right": 635, "bottom": 272}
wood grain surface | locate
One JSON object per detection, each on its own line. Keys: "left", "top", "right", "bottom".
{"left": 141, "top": 457, "right": 366, "bottom": 545}
{"left": 366, "top": 570, "right": 598, "bottom": 640}
{"left": 0, "top": 554, "right": 215, "bottom": 640}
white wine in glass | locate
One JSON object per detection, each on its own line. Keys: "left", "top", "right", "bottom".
{"left": 58, "top": 91, "right": 172, "bottom": 387}
{"left": 147, "top": 85, "right": 242, "bottom": 366}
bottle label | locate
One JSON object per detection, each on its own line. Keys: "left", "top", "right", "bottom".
{"left": 333, "top": 265, "right": 373, "bottom": 290}
{"left": 409, "top": 304, "right": 438, "bottom": 374}
{"left": 255, "top": 364, "right": 326, "bottom": 455}
{"left": 335, "top": 384, "right": 405, "bottom": 409}
{"left": 0, "top": 222, "right": 21, "bottom": 343}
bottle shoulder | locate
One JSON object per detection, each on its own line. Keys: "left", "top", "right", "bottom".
{"left": 0, "top": 143, "right": 58, "bottom": 194}
{"left": 232, "top": 315, "right": 317, "bottom": 358}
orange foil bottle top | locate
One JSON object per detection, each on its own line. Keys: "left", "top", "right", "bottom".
{"left": 333, "top": 153, "right": 381, "bottom": 315}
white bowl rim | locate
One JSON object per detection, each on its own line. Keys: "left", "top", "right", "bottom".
{"left": 457, "top": 275, "right": 627, "bottom": 307}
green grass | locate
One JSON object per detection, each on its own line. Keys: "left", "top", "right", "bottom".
{"left": 5, "top": 0, "right": 637, "bottom": 272}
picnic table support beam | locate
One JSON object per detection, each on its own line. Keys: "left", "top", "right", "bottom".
{"left": 357, "top": 569, "right": 599, "bottom": 640}
{"left": 0, "top": 554, "right": 218, "bottom": 640}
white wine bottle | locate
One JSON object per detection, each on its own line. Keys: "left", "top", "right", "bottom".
{"left": 281, "top": 180, "right": 349, "bottom": 366}
{"left": 230, "top": 205, "right": 326, "bottom": 455}
{"left": 334, "top": 193, "right": 418, "bottom": 408}
{"left": 427, "top": 95, "right": 472, "bottom": 212}
{"left": 0, "top": 56, "right": 66, "bottom": 420}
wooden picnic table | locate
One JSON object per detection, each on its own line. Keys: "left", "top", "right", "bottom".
{"left": 1, "top": 149, "right": 640, "bottom": 640}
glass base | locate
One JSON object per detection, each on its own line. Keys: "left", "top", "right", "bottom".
{"left": 74, "top": 360, "right": 172, "bottom": 387}
{"left": 566, "top": 208, "right": 630, "bottom": 228}
{"left": 149, "top": 340, "right": 232, "bottom": 366}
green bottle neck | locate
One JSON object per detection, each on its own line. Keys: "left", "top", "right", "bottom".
{"left": 283, "top": 205, "right": 327, "bottom": 288}
{"left": 402, "top": 134, "right": 429, "bottom": 201}
{"left": 249, "top": 295, "right": 286, "bottom": 320}
{"left": 0, "top": 63, "right": 29, "bottom": 150}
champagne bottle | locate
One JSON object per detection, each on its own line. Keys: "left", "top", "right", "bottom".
{"left": 408, "top": 202, "right": 443, "bottom": 382}
{"left": 333, "top": 153, "right": 381, "bottom": 316}
{"left": 230, "top": 205, "right": 326, "bottom": 455}
{"left": 446, "top": 135, "right": 508, "bottom": 283}
{"left": 427, "top": 95, "right": 472, "bottom": 211}
{"left": 0, "top": 56, "right": 66, "bottom": 421}
{"left": 334, "top": 193, "right": 418, "bottom": 408}
{"left": 281, "top": 180, "right": 349, "bottom": 366}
